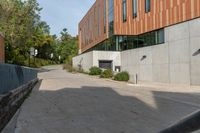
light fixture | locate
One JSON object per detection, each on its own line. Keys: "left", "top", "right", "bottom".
{"left": 192, "top": 49, "right": 200, "bottom": 56}
{"left": 141, "top": 55, "right": 147, "bottom": 61}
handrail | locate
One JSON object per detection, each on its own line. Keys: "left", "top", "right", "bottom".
{"left": 159, "top": 110, "right": 200, "bottom": 133}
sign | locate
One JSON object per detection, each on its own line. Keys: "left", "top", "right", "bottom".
{"left": 30, "top": 47, "right": 35, "bottom": 56}
{"left": 34, "top": 49, "right": 38, "bottom": 56}
{"left": 50, "top": 53, "right": 54, "bottom": 59}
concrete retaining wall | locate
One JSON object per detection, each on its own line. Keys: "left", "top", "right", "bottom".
{"left": 73, "top": 51, "right": 93, "bottom": 72}
{"left": 73, "top": 51, "right": 121, "bottom": 72}
{"left": 0, "top": 64, "right": 38, "bottom": 94}
{"left": 121, "top": 18, "right": 200, "bottom": 85}
{"left": 0, "top": 34, "right": 4, "bottom": 63}
{"left": 0, "top": 79, "right": 38, "bottom": 132}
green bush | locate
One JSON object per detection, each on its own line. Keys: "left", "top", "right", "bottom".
{"left": 23, "top": 58, "right": 52, "bottom": 68}
{"left": 68, "top": 66, "right": 77, "bottom": 73}
{"left": 100, "top": 69, "right": 113, "bottom": 78}
{"left": 114, "top": 71, "right": 130, "bottom": 81}
{"left": 89, "top": 66, "right": 102, "bottom": 75}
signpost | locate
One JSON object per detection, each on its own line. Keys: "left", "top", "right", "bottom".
{"left": 29, "top": 47, "right": 38, "bottom": 67}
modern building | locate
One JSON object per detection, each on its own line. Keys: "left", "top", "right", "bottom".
{"left": 73, "top": 0, "right": 200, "bottom": 86}
{"left": 0, "top": 33, "right": 4, "bottom": 63}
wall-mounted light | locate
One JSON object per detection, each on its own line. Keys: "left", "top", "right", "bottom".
{"left": 192, "top": 49, "right": 200, "bottom": 56}
{"left": 141, "top": 55, "right": 147, "bottom": 61}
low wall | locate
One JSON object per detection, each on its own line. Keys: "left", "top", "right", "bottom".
{"left": 0, "top": 64, "right": 38, "bottom": 94}
{"left": 0, "top": 79, "right": 38, "bottom": 132}
{"left": 0, "top": 64, "right": 38, "bottom": 131}
{"left": 73, "top": 51, "right": 93, "bottom": 72}
{"left": 0, "top": 34, "right": 4, "bottom": 63}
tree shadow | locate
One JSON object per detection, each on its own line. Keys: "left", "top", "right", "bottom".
{"left": 26, "top": 84, "right": 200, "bottom": 133}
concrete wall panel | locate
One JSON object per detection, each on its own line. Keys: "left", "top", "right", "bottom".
{"left": 190, "top": 37, "right": 200, "bottom": 85}
{"left": 169, "top": 39, "right": 190, "bottom": 64}
{"left": 93, "top": 51, "right": 121, "bottom": 71}
{"left": 139, "top": 47, "right": 153, "bottom": 65}
{"left": 139, "top": 65, "right": 153, "bottom": 82}
{"left": 152, "top": 44, "right": 169, "bottom": 64}
{"left": 72, "top": 51, "right": 93, "bottom": 72}
{"left": 168, "top": 22, "right": 189, "bottom": 42}
{"left": 73, "top": 51, "right": 121, "bottom": 72}
{"left": 189, "top": 18, "right": 200, "bottom": 38}
{"left": 152, "top": 64, "right": 169, "bottom": 83}
{"left": 190, "top": 63, "right": 200, "bottom": 85}
{"left": 169, "top": 63, "right": 190, "bottom": 85}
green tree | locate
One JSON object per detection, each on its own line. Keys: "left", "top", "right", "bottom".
{"left": 57, "top": 28, "right": 78, "bottom": 64}
{"left": 0, "top": 0, "right": 59, "bottom": 66}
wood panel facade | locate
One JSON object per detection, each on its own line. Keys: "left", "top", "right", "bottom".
{"left": 79, "top": 0, "right": 200, "bottom": 53}
{"left": 79, "top": 0, "right": 108, "bottom": 53}
{"left": 114, "top": 0, "right": 200, "bottom": 35}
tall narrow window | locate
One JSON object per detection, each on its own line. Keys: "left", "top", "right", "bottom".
{"left": 133, "top": 0, "right": 137, "bottom": 18}
{"left": 145, "top": 0, "right": 150, "bottom": 13}
{"left": 104, "top": 0, "right": 107, "bottom": 33}
{"left": 122, "top": 0, "right": 127, "bottom": 22}
{"left": 108, "top": 0, "right": 114, "bottom": 36}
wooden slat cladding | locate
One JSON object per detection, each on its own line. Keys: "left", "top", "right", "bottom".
{"left": 79, "top": 0, "right": 108, "bottom": 53}
{"left": 114, "top": 0, "right": 200, "bottom": 35}
{"left": 79, "top": 0, "right": 200, "bottom": 53}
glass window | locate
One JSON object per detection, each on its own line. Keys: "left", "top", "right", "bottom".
{"left": 145, "top": 0, "right": 150, "bottom": 13}
{"left": 86, "top": 29, "right": 165, "bottom": 52}
{"left": 133, "top": 0, "right": 137, "bottom": 18}
{"left": 109, "top": 0, "right": 114, "bottom": 36}
{"left": 138, "top": 35, "right": 144, "bottom": 48}
{"left": 157, "top": 29, "right": 165, "bottom": 44}
{"left": 104, "top": 0, "right": 107, "bottom": 33}
{"left": 122, "top": 0, "right": 127, "bottom": 22}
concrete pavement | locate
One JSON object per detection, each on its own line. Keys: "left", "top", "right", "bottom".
{"left": 5, "top": 65, "right": 200, "bottom": 133}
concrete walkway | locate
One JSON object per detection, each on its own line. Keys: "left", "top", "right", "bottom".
{"left": 5, "top": 65, "right": 200, "bottom": 133}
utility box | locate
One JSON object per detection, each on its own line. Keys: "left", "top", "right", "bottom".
{"left": 0, "top": 33, "right": 4, "bottom": 63}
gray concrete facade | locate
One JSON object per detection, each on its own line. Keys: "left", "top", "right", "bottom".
{"left": 122, "top": 18, "right": 200, "bottom": 86}
{"left": 73, "top": 18, "right": 200, "bottom": 86}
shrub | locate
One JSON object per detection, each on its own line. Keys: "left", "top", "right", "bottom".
{"left": 114, "top": 71, "right": 130, "bottom": 81}
{"left": 89, "top": 66, "right": 102, "bottom": 75}
{"left": 100, "top": 69, "right": 113, "bottom": 78}
{"left": 63, "top": 63, "right": 72, "bottom": 70}
{"left": 67, "top": 66, "right": 77, "bottom": 73}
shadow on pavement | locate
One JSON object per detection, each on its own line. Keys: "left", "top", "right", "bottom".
{"left": 28, "top": 84, "right": 200, "bottom": 133}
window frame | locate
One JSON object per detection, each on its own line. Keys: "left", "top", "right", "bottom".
{"left": 145, "top": 0, "right": 151, "bottom": 13}
{"left": 122, "top": 0, "right": 127, "bottom": 22}
{"left": 104, "top": 0, "right": 107, "bottom": 33}
{"left": 133, "top": 0, "right": 137, "bottom": 18}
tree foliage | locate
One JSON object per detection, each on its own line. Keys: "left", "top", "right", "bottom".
{"left": 0, "top": 0, "right": 78, "bottom": 66}
{"left": 56, "top": 28, "right": 78, "bottom": 64}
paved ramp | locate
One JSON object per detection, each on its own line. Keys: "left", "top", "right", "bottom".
{"left": 7, "top": 65, "right": 200, "bottom": 133}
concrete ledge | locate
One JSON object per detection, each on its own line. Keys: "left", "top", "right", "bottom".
{"left": 0, "top": 78, "right": 38, "bottom": 132}
{"left": 159, "top": 110, "right": 200, "bottom": 133}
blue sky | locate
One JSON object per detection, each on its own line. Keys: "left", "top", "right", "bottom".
{"left": 37, "top": 0, "right": 95, "bottom": 37}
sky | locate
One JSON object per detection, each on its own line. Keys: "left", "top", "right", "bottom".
{"left": 37, "top": 0, "right": 95, "bottom": 37}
